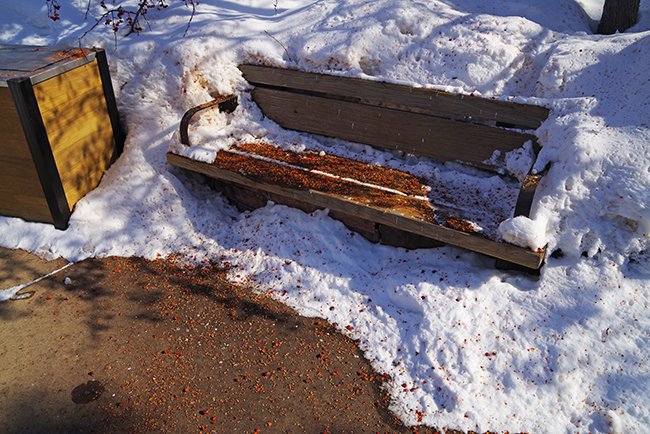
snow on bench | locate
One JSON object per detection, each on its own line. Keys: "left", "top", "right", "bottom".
{"left": 167, "top": 65, "right": 550, "bottom": 270}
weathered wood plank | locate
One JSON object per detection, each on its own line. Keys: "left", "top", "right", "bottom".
{"left": 378, "top": 224, "right": 445, "bottom": 249}
{"left": 214, "top": 149, "right": 435, "bottom": 223}
{"left": 251, "top": 87, "right": 537, "bottom": 171}
{"left": 240, "top": 64, "right": 549, "bottom": 130}
{"left": 232, "top": 142, "right": 428, "bottom": 196}
{"left": 167, "top": 152, "right": 544, "bottom": 269}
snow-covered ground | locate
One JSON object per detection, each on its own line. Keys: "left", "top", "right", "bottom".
{"left": 1, "top": 1, "right": 649, "bottom": 432}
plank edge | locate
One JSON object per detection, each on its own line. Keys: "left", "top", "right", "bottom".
{"left": 167, "top": 152, "right": 544, "bottom": 269}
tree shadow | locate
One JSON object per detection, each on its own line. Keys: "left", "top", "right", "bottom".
{"left": 0, "top": 248, "right": 68, "bottom": 320}
{"left": 558, "top": 33, "right": 649, "bottom": 128}
{"left": 154, "top": 257, "right": 306, "bottom": 333}
{"left": 440, "top": 0, "right": 593, "bottom": 33}
{"left": 0, "top": 386, "right": 138, "bottom": 434}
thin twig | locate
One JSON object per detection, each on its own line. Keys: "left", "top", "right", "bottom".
{"left": 143, "top": 11, "right": 153, "bottom": 32}
{"left": 73, "top": 0, "right": 193, "bottom": 47}
{"left": 78, "top": 8, "right": 117, "bottom": 42}
{"left": 125, "top": 2, "right": 148, "bottom": 36}
{"left": 183, "top": 0, "right": 197, "bottom": 37}
{"left": 264, "top": 30, "right": 293, "bottom": 62}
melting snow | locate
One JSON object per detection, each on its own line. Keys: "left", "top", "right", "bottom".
{"left": 0, "top": 1, "right": 649, "bottom": 432}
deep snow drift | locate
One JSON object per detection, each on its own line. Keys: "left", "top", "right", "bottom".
{"left": 1, "top": 1, "right": 649, "bottom": 432}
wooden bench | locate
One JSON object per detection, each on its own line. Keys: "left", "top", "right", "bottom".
{"left": 167, "top": 65, "right": 550, "bottom": 270}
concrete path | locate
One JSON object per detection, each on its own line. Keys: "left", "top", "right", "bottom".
{"left": 0, "top": 248, "right": 442, "bottom": 433}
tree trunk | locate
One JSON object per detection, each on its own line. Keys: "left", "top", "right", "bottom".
{"left": 598, "top": 0, "right": 641, "bottom": 34}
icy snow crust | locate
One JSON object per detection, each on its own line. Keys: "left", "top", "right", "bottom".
{"left": 1, "top": 1, "right": 649, "bottom": 432}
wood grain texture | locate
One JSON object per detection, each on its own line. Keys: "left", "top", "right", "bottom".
{"left": 33, "top": 59, "right": 116, "bottom": 209}
{"left": 167, "top": 152, "right": 544, "bottom": 269}
{"left": 240, "top": 64, "right": 550, "bottom": 130}
{"left": 251, "top": 87, "right": 537, "bottom": 171}
{"left": 0, "top": 88, "right": 52, "bottom": 223}
{"left": 0, "top": 88, "right": 34, "bottom": 161}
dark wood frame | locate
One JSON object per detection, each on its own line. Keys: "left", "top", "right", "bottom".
{"left": 95, "top": 49, "right": 126, "bottom": 155}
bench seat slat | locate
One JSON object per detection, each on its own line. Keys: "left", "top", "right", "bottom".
{"left": 167, "top": 152, "right": 545, "bottom": 269}
{"left": 252, "top": 87, "right": 538, "bottom": 172}
{"left": 240, "top": 64, "right": 549, "bottom": 130}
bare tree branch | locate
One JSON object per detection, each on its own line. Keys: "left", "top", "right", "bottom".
{"left": 264, "top": 30, "right": 293, "bottom": 62}
{"left": 47, "top": 0, "right": 200, "bottom": 44}
{"left": 45, "top": 0, "right": 61, "bottom": 21}
{"left": 183, "top": 0, "right": 197, "bottom": 37}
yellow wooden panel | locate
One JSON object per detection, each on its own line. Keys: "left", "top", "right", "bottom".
{"left": 39, "top": 106, "right": 111, "bottom": 150}
{"left": 33, "top": 59, "right": 116, "bottom": 208}
{"left": 33, "top": 61, "right": 104, "bottom": 114}
{"left": 0, "top": 88, "right": 52, "bottom": 223}
{"left": 36, "top": 82, "right": 107, "bottom": 117}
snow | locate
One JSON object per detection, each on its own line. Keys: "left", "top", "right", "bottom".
{"left": 576, "top": 0, "right": 606, "bottom": 22}
{"left": 483, "top": 140, "right": 537, "bottom": 181}
{"left": 0, "top": 262, "right": 73, "bottom": 302}
{"left": 499, "top": 215, "right": 547, "bottom": 250}
{"left": 1, "top": 1, "right": 649, "bottom": 432}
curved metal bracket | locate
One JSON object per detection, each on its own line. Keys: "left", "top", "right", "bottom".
{"left": 179, "top": 94, "right": 238, "bottom": 146}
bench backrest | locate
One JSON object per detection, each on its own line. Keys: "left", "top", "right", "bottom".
{"left": 239, "top": 64, "right": 549, "bottom": 174}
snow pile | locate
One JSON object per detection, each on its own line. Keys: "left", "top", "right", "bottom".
{"left": 1, "top": 1, "right": 649, "bottom": 432}
{"left": 483, "top": 140, "right": 537, "bottom": 181}
{"left": 499, "top": 215, "right": 547, "bottom": 250}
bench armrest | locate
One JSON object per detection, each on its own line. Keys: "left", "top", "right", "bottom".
{"left": 179, "top": 94, "right": 238, "bottom": 146}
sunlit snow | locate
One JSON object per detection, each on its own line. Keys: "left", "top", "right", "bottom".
{"left": 1, "top": 1, "right": 648, "bottom": 432}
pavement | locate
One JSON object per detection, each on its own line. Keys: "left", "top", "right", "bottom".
{"left": 0, "top": 247, "right": 445, "bottom": 433}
